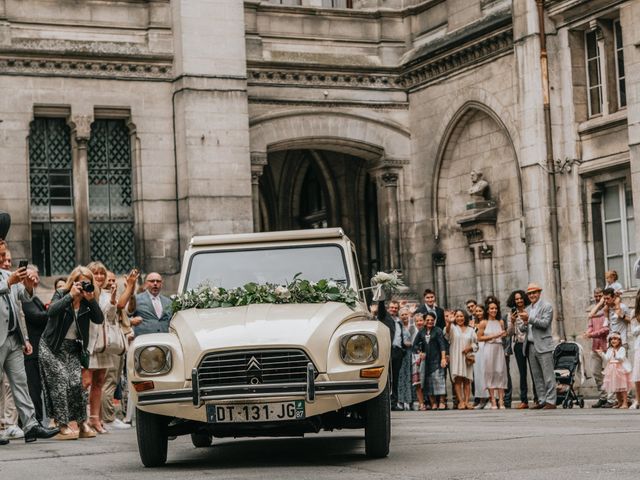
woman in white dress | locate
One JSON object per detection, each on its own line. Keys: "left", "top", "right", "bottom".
{"left": 477, "top": 299, "right": 508, "bottom": 409}
{"left": 84, "top": 261, "right": 116, "bottom": 433}
{"left": 473, "top": 305, "right": 489, "bottom": 409}
{"left": 445, "top": 309, "right": 478, "bottom": 410}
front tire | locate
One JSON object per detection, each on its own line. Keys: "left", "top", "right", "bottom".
{"left": 364, "top": 379, "right": 390, "bottom": 458}
{"left": 191, "top": 432, "right": 213, "bottom": 448}
{"left": 136, "top": 408, "right": 168, "bottom": 467}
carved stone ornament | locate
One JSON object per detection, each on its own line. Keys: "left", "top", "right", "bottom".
{"left": 380, "top": 172, "right": 399, "bottom": 187}
{"left": 468, "top": 169, "right": 490, "bottom": 200}
{"left": 0, "top": 57, "right": 173, "bottom": 80}
{"left": 72, "top": 115, "right": 93, "bottom": 142}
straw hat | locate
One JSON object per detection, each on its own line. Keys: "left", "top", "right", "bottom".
{"left": 526, "top": 282, "right": 543, "bottom": 294}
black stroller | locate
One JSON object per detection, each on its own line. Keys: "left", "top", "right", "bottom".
{"left": 553, "top": 342, "right": 585, "bottom": 409}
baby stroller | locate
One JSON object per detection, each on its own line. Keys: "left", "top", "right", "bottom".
{"left": 553, "top": 342, "right": 585, "bottom": 409}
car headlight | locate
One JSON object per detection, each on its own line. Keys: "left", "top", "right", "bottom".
{"left": 135, "top": 346, "right": 172, "bottom": 375}
{"left": 340, "top": 333, "right": 378, "bottom": 364}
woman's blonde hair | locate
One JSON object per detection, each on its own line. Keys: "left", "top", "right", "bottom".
{"left": 87, "top": 261, "right": 108, "bottom": 291}
{"left": 63, "top": 266, "right": 95, "bottom": 292}
{"left": 605, "top": 270, "right": 618, "bottom": 281}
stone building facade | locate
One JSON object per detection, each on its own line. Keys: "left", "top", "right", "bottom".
{"left": 1, "top": 0, "right": 639, "bottom": 343}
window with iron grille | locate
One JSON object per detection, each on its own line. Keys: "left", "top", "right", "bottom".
{"left": 614, "top": 20, "right": 626, "bottom": 109}
{"left": 585, "top": 30, "right": 603, "bottom": 117}
{"left": 87, "top": 119, "right": 135, "bottom": 274}
{"left": 28, "top": 118, "right": 76, "bottom": 276}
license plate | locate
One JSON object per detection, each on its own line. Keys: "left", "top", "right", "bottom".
{"left": 206, "top": 401, "right": 305, "bottom": 423}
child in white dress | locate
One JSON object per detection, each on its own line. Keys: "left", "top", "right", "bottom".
{"left": 598, "top": 332, "right": 632, "bottom": 409}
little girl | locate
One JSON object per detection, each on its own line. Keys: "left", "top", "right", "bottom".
{"left": 599, "top": 332, "right": 633, "bottom": 408}
{"left": 605, "top": 270, "right": 624, "bottom": 294}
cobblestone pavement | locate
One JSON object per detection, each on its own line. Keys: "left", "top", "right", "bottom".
{"left": 1, "top": 409, "right": 639, "bottom": 479}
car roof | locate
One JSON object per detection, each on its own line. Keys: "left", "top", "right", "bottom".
{"left": 189, "top": 228, "right": 348, "bottom": 247}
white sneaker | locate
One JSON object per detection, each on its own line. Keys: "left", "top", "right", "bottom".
{"left": 630, "top": 400, "right": 639, "bottom": 410}
{"left": 5, "top": 425, "right": 24, "bottom": 439}
{"left": 105, "top": 418, "right": 131, "bottom": 430}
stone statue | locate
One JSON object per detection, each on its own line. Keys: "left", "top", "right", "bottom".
{"left": 468, "top": 170, "right": 490, "bottom": 200}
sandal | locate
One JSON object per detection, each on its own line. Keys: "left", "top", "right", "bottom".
{"left": 438, "top": 403, "right": 446, "bottom": 410}
{"left": 419, "top": 403, "right": 427, "bottom": 411}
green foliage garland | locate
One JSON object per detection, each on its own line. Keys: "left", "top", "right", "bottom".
{"left": 171, "top": 276, "right": 358, "bottom": 314}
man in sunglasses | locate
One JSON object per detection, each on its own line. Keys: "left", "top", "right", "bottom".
{"left": 518, "top": 283, "right": 557, "bottom": 410}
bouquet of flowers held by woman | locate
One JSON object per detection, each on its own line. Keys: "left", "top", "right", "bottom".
{"left": 370, "top": 271, "right": 404, "bottom": 302}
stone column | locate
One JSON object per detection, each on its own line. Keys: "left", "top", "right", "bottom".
{"left": 479, "top": 242, "right": 494, "bottom": 297}
{"left": 70, "top": 115, "right": 92, "bottom": 265}
{"left": 432, "top": 252, "right": 448, "bottom": 307}
{"left": 374, "top": 168, "right": 402, "bottom": 272}
{"left": 250, "top": 152, "right": 267, "bottom": 233}
{"left": 172, "top": 0, "right": 253, "bottom": 250}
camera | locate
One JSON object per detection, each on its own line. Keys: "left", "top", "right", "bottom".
{"left": 80, "top": 281, "right": 95, "bottom": 293}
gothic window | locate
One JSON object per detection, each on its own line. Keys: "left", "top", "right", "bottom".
{"left": 601, "top": 180, "right": 636, "bottom": 288}
{"left": 614, "top": 20, "right": 626, "bottom": 108}
{"left": 88, "top": 119, "right": 135, "bottom": 273}
{"left": 300, "top": 166, "right": 328, "bottom": 229}
{"left": 29, "top": 118, "right": 76, "bottom": 276}
{"left": 585, "top": 29, "right": 602, "bottom": 117}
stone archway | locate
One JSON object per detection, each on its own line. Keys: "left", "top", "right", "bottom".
{"left": 434, "top": 104, "right": 527, "bottom": 307}
{"left": 249, "top": 110, "right": 412, "bottom": 280}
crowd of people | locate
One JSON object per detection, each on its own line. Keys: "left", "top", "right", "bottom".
{"left": 377, "top": 270, "right": 640, "bottom": 412}
{"left": 3, "top": 231, "right": 640, "bottom": 446}
{"left": 0, "top": 239, "right": 172, "bottom": 445}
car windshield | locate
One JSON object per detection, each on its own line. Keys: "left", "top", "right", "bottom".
{"left": 185, "top": 244, "right": 349, "bottom": 291}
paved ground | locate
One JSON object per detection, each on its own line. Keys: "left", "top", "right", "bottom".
{"left": 1, "top": 408, "right": 639, "bottom": 479}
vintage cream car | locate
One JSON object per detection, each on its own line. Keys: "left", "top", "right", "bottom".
{"left": 128, "top": 228, "right": 391, "bottom": 467}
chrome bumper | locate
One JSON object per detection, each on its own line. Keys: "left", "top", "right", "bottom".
{"left": 137, "top": 364, "right": 379, "bottom": 407}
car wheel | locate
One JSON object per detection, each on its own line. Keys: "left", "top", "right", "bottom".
{"left": 364, "top": 378, "right": 390, "bottom": 458}
{"left": 191, "top": 432, "right": 213, "bottom": 448}
{"left": 136, "top": 408, "right": 169, "bottom": 467}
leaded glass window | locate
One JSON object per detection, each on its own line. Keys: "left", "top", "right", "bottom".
{"left": 88, "top": 119, "right": 135, "bottom": 273}
{"left": 29, "top": 118, "right": 76, "bottom": 276}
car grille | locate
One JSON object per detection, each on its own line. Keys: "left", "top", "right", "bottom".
{"left": 197, "top": 349, "right": 314, "bottom": 387}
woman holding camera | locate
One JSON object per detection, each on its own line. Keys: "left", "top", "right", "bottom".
{"left": 39, "top": 266, "right": 104, "bottom": 439}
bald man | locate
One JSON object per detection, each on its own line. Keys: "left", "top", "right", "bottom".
{"left": 128, "top": 272, "right": 172, "bottom": 336}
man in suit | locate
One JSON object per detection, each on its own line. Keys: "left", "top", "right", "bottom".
{"left": 20, "top": 265, "right": 47, "bottom": 422}
{"left": 0, "top": 240, "right": 58, "bottom": 444}
{"left": 376, "top": 299, "right": 408, "bottom": 410}
{"left": 415, "top": 289, "right": 445, "bottom": 330}
{"left": 519, "top": 282, "right": 557, "bottom": 409}
{"left": 129, "top": 272, "right": 172, "bottom": 336}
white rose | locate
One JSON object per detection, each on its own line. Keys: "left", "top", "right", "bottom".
{"left": 274, "top": 285, "right": 291, "bottom": 300}
{"left": 327, "top": 280, "right": 338, "bottom": 288}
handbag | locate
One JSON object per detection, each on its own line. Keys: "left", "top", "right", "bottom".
{"left": 465, "top": 351, "right": 476, "bottom": 366}
{"left": 97, "top": 319, "right": 127, "bottom": 356}
{"left": 73, "top": 315, "right": 90, "bottom": 369}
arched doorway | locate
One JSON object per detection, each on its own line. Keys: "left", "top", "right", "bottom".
{"left": 434, "top": 106, "right": 527, "bottom": 306}
{"left": 258, "top": 148, "right": 381, "bottom": 282}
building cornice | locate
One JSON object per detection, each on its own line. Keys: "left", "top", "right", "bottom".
{"left": 0, "top": 56, "right": 173, "bottom": 80}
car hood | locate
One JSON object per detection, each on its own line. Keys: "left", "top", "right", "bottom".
{"left": 171, "top": 302, "right": 366, "bottom": 375}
